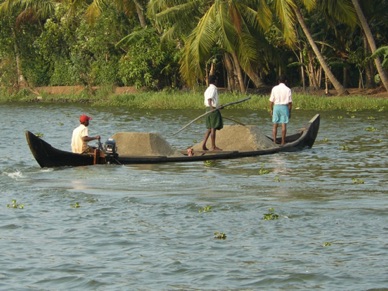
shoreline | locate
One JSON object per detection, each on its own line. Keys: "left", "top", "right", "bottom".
{"left": 33, "top": 85, "right": 388, "bottom": 98}
{"left": 35, "top": 86, "right": 139, "bottom": 95}
{"left": 1, "top": 85, "right": 387, "bottom": 112}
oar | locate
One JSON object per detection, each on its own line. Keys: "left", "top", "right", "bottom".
{"left": 173, "top": 96, "right": 251, "bottom": 135}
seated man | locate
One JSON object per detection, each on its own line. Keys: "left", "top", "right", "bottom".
{"left": 71, "top": 114, "right": 101, "bottom": 154}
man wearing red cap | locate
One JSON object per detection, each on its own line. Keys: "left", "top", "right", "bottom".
{"left": 71, "top": 114, "right": 101, "bottom": 154}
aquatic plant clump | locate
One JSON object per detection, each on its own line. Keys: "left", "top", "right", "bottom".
{"left": 7, "top": 199, "right": 24, "bottom": 209}
{"left": 263, "top": 208, "right": 279, "bottom": 220}
{"left": 214, "top": 232, "right": 227, "bottom": 239}
{"left": 199, "top": 205, "right": 212, "bottom": 213}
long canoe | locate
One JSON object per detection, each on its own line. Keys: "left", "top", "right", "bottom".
{"left": 26, "top": 114, "right": 320, "bottom": 168}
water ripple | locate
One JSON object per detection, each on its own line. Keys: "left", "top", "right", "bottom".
{"left": 0, "top": 107, "right": 387, "bottom": 290}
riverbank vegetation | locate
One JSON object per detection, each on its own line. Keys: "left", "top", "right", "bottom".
{"left": 1, "top": 87, "right": 386, "bottom": 112}
{"left": 0, "top": 0, "right": 387, "bottom": 98}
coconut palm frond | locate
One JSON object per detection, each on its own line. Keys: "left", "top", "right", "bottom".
{"left": 152, "top": 1, "right": 200, "bottom": 37}
{"left": 180, "top": 6, "right": 218, "bottom": 85}
{"left": 370, "top": 46, "right": 388, "bottom": 69}
{"left": 300, "top": 0, "right": 316, "bottom": 11}
{"left": 318, "top": 0, "right": 357, "bottom": 28}
{"left": 273, "top": 0, "right": 298, "bottom": 46}
{"left": 85, "top": 0, "right": 104, "bottom": 24}
{"left": 215, "top": 1, "right": 239, "bottom": 53}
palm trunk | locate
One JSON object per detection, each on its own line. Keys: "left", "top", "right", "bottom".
{"left": 307, "top": 51, "right": 318, "bottom": 89}
{"left": 12, "top": 27, "right": 26, "bottom": 89}
{"left": 133, "top": 0, "right": 147, "bottom": 28}
{"left": 363, "top": 35, "right": 374, "bottom": 88}
{"left": 244, "top": 68, "right": 265, "bottom": 88}
{"left": 223, "top": 53, "right": 235, "bottom": 91}
{"left": 299, "top": 50, "right": 306, "bottom": 90}
{"left": 293, "top": 6, "right": 349, "bottom": 95}
{"left": 231, "top": 51, "right": 246, "bottom": 93}
{"left": 351, "top": 0, "right": 388, "bottom": 92}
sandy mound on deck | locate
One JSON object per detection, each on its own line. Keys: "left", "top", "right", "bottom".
{"left": 110, "top": 125, "right": 274, "bottom": 157}
{"left": 111, "top": 132, "right": 180, "bottom": 157}
{"left": 191, "top": 125, "right": 275, "bottom": 151}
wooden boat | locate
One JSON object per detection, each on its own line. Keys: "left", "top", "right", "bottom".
{"left": 26, "top": 114, "right": 320, "bottom": 168}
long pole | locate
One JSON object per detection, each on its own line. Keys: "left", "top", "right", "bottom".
{"left": 223, "top": 116, "right": 245, "bottom": 126}
{"left": 173, "top": 97, "right": 251, "bottom": 135}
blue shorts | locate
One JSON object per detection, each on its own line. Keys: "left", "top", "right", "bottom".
{"left": 272, "top": 105, "right": 289, "bottom": 124}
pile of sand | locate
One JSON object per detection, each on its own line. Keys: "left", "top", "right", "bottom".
{"left": 110, "top": 125, "right": 275, "bottom": 157}
{"left": 111, "top": 132, "right": 179, "bottom": 157}
{"left": 191, "top": 125, "right": 275, "bottom": 151}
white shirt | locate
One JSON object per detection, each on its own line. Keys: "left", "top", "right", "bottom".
{"left": 71, "top": 124, "right": 88, "bottom": 153}
{"left": 269, "top": 83, "right": 292, "bottom": 105}
{"left": 204, "top": 84, "right": 219, "bottom": 107}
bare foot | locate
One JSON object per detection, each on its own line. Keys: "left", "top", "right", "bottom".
{"left": 202, "top": 146, "right": 209, "bottom": 151}
{"left": 211, "top": 147, "right": 222, "bottom": 151}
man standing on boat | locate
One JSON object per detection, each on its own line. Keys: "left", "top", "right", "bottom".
{"left": 71, "top": 114, "right": 101, "bottom": 154}
{"left": 269, "top": 75, "right": 292, "bottom": 146}
{"left": 202, "top": 75, "right": 223, "bottom": 151}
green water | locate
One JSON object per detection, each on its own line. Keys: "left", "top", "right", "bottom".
{"left": 0, "top": 104, "right": 387, "bottom": 290}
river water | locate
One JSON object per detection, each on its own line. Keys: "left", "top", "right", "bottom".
{"left": 0, "top": 103, "right": 387, "bottom": 290}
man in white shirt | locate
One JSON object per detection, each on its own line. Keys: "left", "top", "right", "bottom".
{"left": 202, "top": 75, "right": 223, "bottom": 151}
{"left": 269, "top": 75, "right": 292, "bottom": 146}
{"left": 71, "top": 114, "right": 101, "bottom": 153}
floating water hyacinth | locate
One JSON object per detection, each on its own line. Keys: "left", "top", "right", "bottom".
{"left": 204, "top": 160, "right": 218, "bottom": 167}
{"left": 7, "top": 199, "right": 24, "bottom": 209}
{"left": 365, "top": 126, "right": 377, "bottom": 132}
{"left": 263, "top": 208, "right": 279, "bottom": 220}
{"left": 199, "top": 205, "right": 212, "bottom": 213}
{"left": 258, "top": 165, "right": 271, "bottom": 175}
{"left": 352, "top": 178, "right": 365, "bottom": 184}
{"left": 214, "top": 232, "right": 227, "bottom": 239}
{"left": 71, "top": 202, "right": 81, "bottom": 208}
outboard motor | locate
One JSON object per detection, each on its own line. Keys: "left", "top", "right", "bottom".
{"left": 104, "top": 138, "right": 118, "bottom": 163}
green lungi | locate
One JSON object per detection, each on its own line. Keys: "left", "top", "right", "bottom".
{"left": 205, "top": 108, "right": 223, "bottom": 130}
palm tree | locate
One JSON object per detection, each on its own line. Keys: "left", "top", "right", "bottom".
{"left": 350, "top": 0, "right": 388, "bottom": 91}
{"left": 0, "top": 0, "right": 56, "bottom": 89}
{"left": 148, "top": 0, "right": 273, "bottom": 92}
{"left": 272, "top": 0, "right": 357, "bottom": 95}
{"left": 371, "top": 46, "right": 388, "bottom": 69}
{"left": 67, "top": 0, "right": 147, "bottom": 28}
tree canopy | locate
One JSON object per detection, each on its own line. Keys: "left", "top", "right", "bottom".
{"left": 0, "top": 0, "right": 387, "bottom": 94}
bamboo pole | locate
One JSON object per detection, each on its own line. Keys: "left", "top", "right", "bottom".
{"left": 173, "top": 97, "right": 251, "bottom": 135}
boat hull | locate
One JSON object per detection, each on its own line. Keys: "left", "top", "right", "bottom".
{"left": 26, "top": 114, "right": 320, "bottom": 168}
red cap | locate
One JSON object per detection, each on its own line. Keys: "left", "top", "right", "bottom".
{"left": 80, "top": 114, "right": 92, "bottom": 123}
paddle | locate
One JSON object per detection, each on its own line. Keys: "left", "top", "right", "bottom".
{"left": 173, "top": 96, "right": 251, "bottom": 135}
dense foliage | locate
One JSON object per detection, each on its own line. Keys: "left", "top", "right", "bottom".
{"left": 0, "top": 0, "right": 387, "bottom": 94}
